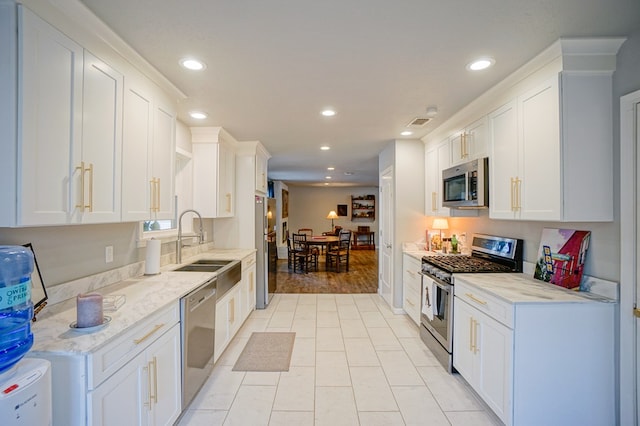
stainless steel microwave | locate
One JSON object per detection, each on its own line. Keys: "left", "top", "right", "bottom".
{"left": 442, "top": 157, "right": 489, "bottom": 209}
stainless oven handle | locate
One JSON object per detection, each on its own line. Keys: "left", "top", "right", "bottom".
{"left": 419, "top": 271, "right": 451, "bottom": 291}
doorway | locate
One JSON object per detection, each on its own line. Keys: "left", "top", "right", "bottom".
{"left": 620, "top": 89, "right": 639, "bottom": 425}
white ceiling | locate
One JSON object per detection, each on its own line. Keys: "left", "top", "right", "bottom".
{"left": 79, "top": 0, "right": 640, "bottom": 187}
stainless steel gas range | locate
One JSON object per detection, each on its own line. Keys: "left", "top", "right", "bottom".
{"left": 419, "top": 234, "right": 523, "bottom": 372}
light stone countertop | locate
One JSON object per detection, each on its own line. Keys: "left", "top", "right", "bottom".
{"left": 454, "top": 273, "right": 615, "bottom": 304}
{"left": 30, "top": 249, "right": 255, "bottom": 356}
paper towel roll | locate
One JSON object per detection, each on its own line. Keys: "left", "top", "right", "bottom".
{"left": 145, "top": 238, "right": 161, "bottom": 275}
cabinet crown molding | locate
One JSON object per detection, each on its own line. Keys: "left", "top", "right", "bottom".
{"left": 190, "top": 126, "right": 238, "bottom": 146}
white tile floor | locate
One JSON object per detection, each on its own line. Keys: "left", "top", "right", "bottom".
{"left": 177, "top": 293, "right": 502, "bottom": 426}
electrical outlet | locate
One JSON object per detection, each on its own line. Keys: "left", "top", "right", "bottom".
{"left": 105, "top": 246, "right": 114, "bottom": 263}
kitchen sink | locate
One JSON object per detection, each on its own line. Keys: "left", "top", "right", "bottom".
{"left": 174, "top": 264, "right": 226, "bottom": 272}
{"left": 190, "top": 259, "right": 235, "bottom": 266}
{"left": 173, "top": 259, "right": 236, "bottom": 272}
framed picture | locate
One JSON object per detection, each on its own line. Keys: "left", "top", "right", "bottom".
{"left": 337, "top": 204, "right": 347, "bottom": 216}
{"left": 282, "top": 222, "right": 288, "bottom": 244}
{"left": 282, "top": 189, "right": 289, "bottom": 218}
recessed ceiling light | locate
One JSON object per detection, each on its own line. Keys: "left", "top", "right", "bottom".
{"left": 189, "top": 111, "right": 208, "bottom": 119}
{"left": 466, "top": 57, "right": 495, "bottom": 71}
{"left": 327, "top": 167, "right": 335, "bottom": 171}
{"left": 320, "top": 145, "right": 331, "bottom": 151}
{"left": 321, "top": 109, "right": 336, "bottom": 117}
{"left": 325, "top": 176, "right": 332, "bottom": 179}
{"left": 180, "top": 58, "right": 206, "bottom": 71}
{"left": 400, "top": 130, "right": 413, "bottom": 136}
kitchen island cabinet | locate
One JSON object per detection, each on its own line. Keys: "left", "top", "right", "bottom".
{"left": 453, "top": 274, "right": 616, "bottom": 426}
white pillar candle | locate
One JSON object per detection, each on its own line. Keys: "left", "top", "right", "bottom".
{"left": 76, "top": 293, "right": 103, "bottom": 328}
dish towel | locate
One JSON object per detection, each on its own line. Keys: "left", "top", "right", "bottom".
{"left": 422, "top": 278, "right": 434, "bottom": 321}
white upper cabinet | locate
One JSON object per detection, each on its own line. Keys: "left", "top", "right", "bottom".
{"left": 490, "top": 68, "right": 618, "bottom": 222}
{"left": 121, "top": 71, "right": 176, "bottom": 222}
{"left": 17, "top": 6, "right": 83, "bottom": 226}
{"left": 192, "top": 127, "right": 238, "bottom": 218}
{"left": 0, "top": 4, "right": 177, "bottom": 227}
{"left": 490, "top": 78, "right": 563, "bottom": 221}
{"left": 74, "top": 51, "right": 123, "bottom": 224}
{"left": 424, "top": 139, "right": 450, "bottom": 216}
{"left": 255, "top": 144, "right": 270, "bottom": 194}
{"left": 424, "top": 38, "right": 624, "bottom": 223}
{"left": 450, "top": 116, "right": 488, "bottom": 166}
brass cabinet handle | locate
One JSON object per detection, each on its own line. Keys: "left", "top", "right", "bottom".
{"left": 249, "top": 271, "right": 254, "bottom": 291}
{"left": 510, "top": 177, "right": 515, "bottom": 211}
{"left": 86, "top": 163, "right": 93, "bottom": 212}
{"left": 469, "top": 317, "right": 474, "bottom": 351}
{"left": 149, "top": 178, "right": 156, "bottom": 213}
{"left": 226, "top": 193, "right": 232, "bottom": 212}
{"left": 431, "top": 192, "right": 437, "bottom": 212}
{"left": 515, "top": 177, "right": 521, "bottom": 211}
{"left": 405, "top": 298, "right": 415, "bottom": 307}
{"left": 473, "top": 319, "right": 479, "bottom": 354}
{"left": 465, "top": 293, "right": 487, "bottom": 306}
{"left": 134, "top": 323, "right": 165, "bottom": 345}
{"left": 75, "top": 162, "right": 94, "bottom": 212}
{"left": 144, "top": 363, "right": 152, "bottom": 409}
{"left": 229, "top": 297, "right": 235, "bottom": 323}
{"left": 151, "top": 356, "right": 158, "bottom": 404}
{"left": 156, "top": 178, "right": 161, "bottom": 212}
{"left": 75, "top": 162, "right": 85, "bottom": 210}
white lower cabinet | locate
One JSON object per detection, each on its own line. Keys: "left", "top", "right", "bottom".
{"left": 214, "top": 284, "right": 241, "bottom": 363}
{"left": 241, "top": 254, "right": 257, "bottom": 320}
{"left": 453, "top": 279, "right": 615, "bottom": 426}
{"left": 33, "top": 303, "right": 181, "bottom": 426}
{"left": 214, "top": 254, "right": 256, "bottom": 363}
{"left": 89, "top": 323, "right": 181, "bottom": 426}
{"left": 402, "top": 254, "right": 421, "bottom": 326}
{"left": 454, "top": 297, "right": 512, "bottom": 423}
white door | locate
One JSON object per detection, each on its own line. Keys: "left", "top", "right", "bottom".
{"left": 620, "top": 89, "right": 640, "bottom": 425}
{"left": 379, "top": 166, "right": 394, "bottom": 306}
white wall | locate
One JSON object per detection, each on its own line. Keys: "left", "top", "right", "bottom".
{"left": 286, "top": 185, "right": 379, "bottom": 238}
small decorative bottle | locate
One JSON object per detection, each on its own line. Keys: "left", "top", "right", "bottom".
{"left": 451, "top": 234, "right": 458, "bottom": 253}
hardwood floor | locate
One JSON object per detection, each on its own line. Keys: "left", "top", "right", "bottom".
{"left": 274, "top": 249, "right": 378, "bottom": 293}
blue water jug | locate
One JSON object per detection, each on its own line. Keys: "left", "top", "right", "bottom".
{"left": 0, "top": 246, "right": 34, "bottom": 373}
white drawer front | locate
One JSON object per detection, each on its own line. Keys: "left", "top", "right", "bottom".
{"left": 88, "top": 302, "right": 180, "bottom": 389}
{"left": 242, "top": 253, "right": 256, "bottom": 269}
{"left": 455, "top": 281, "right": 513, "bottom": 328}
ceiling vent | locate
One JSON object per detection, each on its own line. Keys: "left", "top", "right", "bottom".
{"left": 406, "top": 117, "right": 432, "bottom": 128}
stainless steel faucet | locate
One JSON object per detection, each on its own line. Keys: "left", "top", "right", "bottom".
{"left": 176, "top": 209, "right": 204, "bottom": 264}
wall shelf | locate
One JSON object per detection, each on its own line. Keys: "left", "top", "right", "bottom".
{"left": 351, "top": 195, "right": 375, "bottom": 220}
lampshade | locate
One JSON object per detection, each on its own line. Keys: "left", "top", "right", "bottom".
{"left": 432, "top": 218, "right": 449, "bottom": 230}
{"left": 326, "top": 211, "right": 338, "bottom": 219}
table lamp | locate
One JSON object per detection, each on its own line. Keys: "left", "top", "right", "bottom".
{"left": 326, "top": 210, "right": 338, "bottom": 231}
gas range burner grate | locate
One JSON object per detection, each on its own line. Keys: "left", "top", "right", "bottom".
{"left": 424, "top": 256, "right": 514, "bottom": 273}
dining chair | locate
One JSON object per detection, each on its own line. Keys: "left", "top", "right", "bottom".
{"left": 327, "top": 230, "right": 351, "bottom": 272}
{"left": 292, "top": 233, "right": 317, "bottom": 273}
{"left": 297, "top": 228, "right": 313, "bottom": 238}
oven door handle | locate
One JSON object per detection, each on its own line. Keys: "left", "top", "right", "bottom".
{"left": 419, "top": 271, "right": 451, "bottom": 290}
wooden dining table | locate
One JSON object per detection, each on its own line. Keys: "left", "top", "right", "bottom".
{"left": 305, "top": 235, "right": 339, "bottom": 263}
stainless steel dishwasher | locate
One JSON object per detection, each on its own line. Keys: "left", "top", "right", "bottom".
{"left": 180, "top": 276, "right": 217, "bottom": 409}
